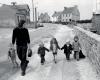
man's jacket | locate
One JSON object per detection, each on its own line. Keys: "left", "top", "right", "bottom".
{"left": 12, "top": 27, "right": 30, "bottom": 46}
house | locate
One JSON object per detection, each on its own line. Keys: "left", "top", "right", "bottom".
{"left": 11, "top": 4, "right": 30, "bottom": 24}
{"left": 92, "top": 11, "right": 100, "bottom": 34}
{"left": 38, "top": 13, "right": 50, "bottom": 23}
{"left": 38, "top": 13, "right": 44, "bottom": 22}
{"left": 61, "top": 5, "right": 80, "bottom": 23}
{"left": 52, "top": 11, "right": 62, "bottom": 22}
{"left": 52, "top": 5, "right": 80, "bottom": 23}
{"left": 0, "top": 3, "right": 30, "bottom": 28}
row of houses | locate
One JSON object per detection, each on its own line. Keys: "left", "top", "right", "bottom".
{"left": 0, "top": 2, "right": 30, "bottom": 27}
{"left": 52, "top": 5, "right": 80, "bottom": 23}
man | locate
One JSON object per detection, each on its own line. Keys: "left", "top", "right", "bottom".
{"left": 12, "top": 20, "right": 30, "bottom": 76}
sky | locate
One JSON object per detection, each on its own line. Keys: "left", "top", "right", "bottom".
{"left": 0, "top": 0, "right": 100, "bottom": 21}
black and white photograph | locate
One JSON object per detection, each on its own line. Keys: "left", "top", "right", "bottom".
{"left": 0, "top": 0, "right": 100, "bottom": 80}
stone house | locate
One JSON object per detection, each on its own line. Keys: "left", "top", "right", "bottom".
{"left": 52, "top": 5, "right": 80, "bottom": 23}
{"left": 61, "top": 5, "right": 80, "bottom": 22}
{"left": 0, "top": 3, "right": 30, "bottom": 28}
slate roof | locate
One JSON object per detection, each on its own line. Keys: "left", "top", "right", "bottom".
{"left": 52, "top": 11, "right": 62, "bottom": 17}
{"left": 62, "top": 7, "right": 75, "bottom": 14}
{"left": 10, "top": 4, "right": 30, "bottom": 12}
{"left": 62, "top": 6, "right": 79, "bottom": 16}
{"left": 0, "top": 4, "right": 30, "bottom": 16}
{"left": 52, "top": 6, "right": 80, "bottom": 17}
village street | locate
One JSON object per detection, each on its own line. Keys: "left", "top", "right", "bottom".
{"left": 0, "top": 24, "right": 98, "bottom": 80}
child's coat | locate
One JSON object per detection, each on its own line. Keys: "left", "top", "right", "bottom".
{"left": 38, "top": 46, "right": 49, "bottom": 56}
{"left": 61, "top": 44, "right": 72, "bottom": 54}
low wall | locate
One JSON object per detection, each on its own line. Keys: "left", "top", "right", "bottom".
{"left": 74, "top": 26, "right": 100, "bottom": 75}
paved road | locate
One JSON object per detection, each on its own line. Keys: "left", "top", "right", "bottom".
{"left": 0, "top": 24, "right": 99, "bottom": 80}
{"left": 0, "top": 24, "right": 60, "bottom": 80}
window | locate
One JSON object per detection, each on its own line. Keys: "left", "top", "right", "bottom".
{"left": 64, "top": 14, "right": 66, "bottom": 17}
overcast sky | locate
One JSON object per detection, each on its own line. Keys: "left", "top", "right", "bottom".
{"left": 0, "top": 0, "right": 100, "bottom": 21}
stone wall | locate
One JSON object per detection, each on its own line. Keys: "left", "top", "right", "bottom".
{"left": 74, "top": 26, "right": 100, "bottom": 75}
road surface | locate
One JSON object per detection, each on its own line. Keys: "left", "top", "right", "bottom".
{"left": 0, "top": 23, "right": 99, "bottom": 80}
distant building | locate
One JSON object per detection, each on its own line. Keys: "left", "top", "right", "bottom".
{"left": 61, "top": 5, "right": 80, "bottom": 23}
{"left": 38, "top": 13, "right": 50, "bottom": 23}
{"left": 52, "top": 11, "right": 62, "bottom": 22}
{"left": 52, "top": 5, "right": 80, "bottom": 23}
{"left": 38, "top": 13, "right": 45, "bottom": 22}
{"left": 92, "top": 11, "right": 100, "bottom": 34}
{"left": 0, "top": 3, "right": 30, "bottom": 27}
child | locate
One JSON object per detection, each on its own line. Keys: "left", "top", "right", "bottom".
{"left": 72, "top": 36, "right": 81, "bottom": 61}
{"left": 61, "top": 41, "right": 72, "bottom": 60}
{"left": 38, "top": 42, "right": 49, "bottom": 65}
{"left": 50, "top": 37, "right": 60, "bottom": 63}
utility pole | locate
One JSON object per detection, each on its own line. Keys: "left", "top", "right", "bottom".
{"left": 96, "top": 0, "right": 98, "bottom": 11}
{"left": 35, "top": 7, "right": 37, "bottom": 28}
{"left": 32, "top": 0, "right": 34, "bottom": 22}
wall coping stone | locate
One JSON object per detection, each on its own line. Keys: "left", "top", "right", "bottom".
{"left": 75, "top": 26, "right": 100, "bottom": 42}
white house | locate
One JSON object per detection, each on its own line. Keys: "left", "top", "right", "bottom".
{"left": 61, "top": 5, "right": 80, "bottom": 22}
{"left": 52, "top": 5, "right": 80, "bottom": 23}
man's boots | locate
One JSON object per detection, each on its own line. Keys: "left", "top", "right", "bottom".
{"left": 21, "top": 60, "right": 29, "bottom": 76}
